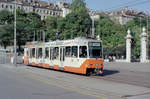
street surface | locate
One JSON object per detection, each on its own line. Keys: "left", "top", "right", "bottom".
{"left": 95, "top": 62, "right": 150, "bottom": 88}
{"left": 0, "top": 62, "right": 150, "bottom": 99}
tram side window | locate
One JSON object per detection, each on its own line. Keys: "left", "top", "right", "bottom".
{"left": 38, "top": 48, "right": 42, "bottom": 58}
{"left": 30, "top": 48, "right": 32, "bottom": 58}
{"left": 71, "top": 46, "right": 78, "bottom": 58}
{"left": 79, "top": 46, "right": 87, "bottom": 58}
{"left": 45, "top": 47, "right": 49, "bottom": 58}
{"left": 52, "top": 47, "right": 59, "bottom": 60}
{"left": 65, "top": 47, "right": 71, "bottom": 57}
{"left": 32, "top": 48, "right": 35, "bottom": 58}
{"left": 50, "top": 47, "right": 53, "bottom": 60}
{"left": 36, "top": 48, "right": 38, "bottom": 59}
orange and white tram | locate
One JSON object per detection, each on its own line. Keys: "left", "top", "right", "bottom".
{"left": 24, "top": 37, "right": 104, "bottom": 75}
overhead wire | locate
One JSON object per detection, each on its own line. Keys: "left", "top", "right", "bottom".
{"left": 105, "top": 0, "right": 141, "bottom": 11}
{"left": 105, "top": 0, "right": 150, "bottom": 12}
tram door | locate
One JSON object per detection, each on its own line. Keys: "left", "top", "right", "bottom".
{"left": 60, "top": 47, "right": 65, "bottom": 67}
{"left": 24, "top": 48, "right": 29, "bottom": 65}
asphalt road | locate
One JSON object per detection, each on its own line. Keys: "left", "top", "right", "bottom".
{"left": 0, "top": 63, "right": 150, "bottom": 99}
{"left": 93, "top": 62, "right": 150, "bottom": 88}
{"left": 0, "top": 65, "right": 99, "bottom": 99}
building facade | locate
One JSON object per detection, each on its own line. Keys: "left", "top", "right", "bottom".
{"left": 107, "top": 8, "right": 148, "bottom": 25}
{"left": 0, "top": 0, "right": 70, "bottom": 20}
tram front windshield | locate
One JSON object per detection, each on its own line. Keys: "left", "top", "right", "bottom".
{"left": 89, "top": 42, "right": 102, "bottom": 58}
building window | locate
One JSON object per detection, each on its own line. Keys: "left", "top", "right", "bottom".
{"left": 2, "top": 4, "right": 4, "bottom": 8}
{"left": 18, "top": 6, "right": 21, "bottom": 9}
{"left": 50, "top": 11, "right": 52, "bottom": 15}
{"left": 36, "top": 9, "right": 39, "bottom": 12}
{"left": 6, "top": 5, "right": 8, "bottom": 8}
{"left": 10, "top": 5, "right": 12, "bottom": 9}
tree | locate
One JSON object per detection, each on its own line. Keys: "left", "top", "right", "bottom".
{"left": 45, "top": 16, "right": 58, "bottom": 40}
{"left": 0, "top": 24, "right": 13, "bottom": 49}
{"left": 95, "top": 14, "right": 126, "bottom": 55}
{"left": 0, "top": 9, "right": 13, "bottom": 25}
{"left": 63, "top": 0, "right": 92, "bottom": 39}
{"left": 26, "top": 12, "right": 42, "bottom": 41}
{"left": 0, "top": 9, "right": 43, "bottom": 50}
{"left": 0, "top": 10, "right": 13, "bottom": 49}
{"left": 126, "top": 17, "right": 150, "bottom": 56}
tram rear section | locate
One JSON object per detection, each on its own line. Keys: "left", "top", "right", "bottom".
{"left": 24, "top": 37, "right": 104, "bottom": 75}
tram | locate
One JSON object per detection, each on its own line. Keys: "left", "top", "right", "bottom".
{"left": 24, "top": 37, "right": 104, "bottom": 75}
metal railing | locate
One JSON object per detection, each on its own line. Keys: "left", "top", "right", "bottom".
{"left": 0, "top": 49, "right": 11, "bottom": 64}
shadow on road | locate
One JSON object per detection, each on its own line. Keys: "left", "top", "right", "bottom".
{"left": 102, "top": 69, "right": 120, "bottom": 76}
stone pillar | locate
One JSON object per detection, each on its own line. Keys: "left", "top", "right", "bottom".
{"left": 126, "top": 29, "right": 132, "bottom": 62}
{"left": 140, "top": 27, "right": 149, "bottom": 63}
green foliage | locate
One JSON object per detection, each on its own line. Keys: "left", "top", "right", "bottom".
{"left": 126, "top": 17, "right": 150, "bottom": 55}
{"left": 70, "top": 0, "right": 86, "bottom": 13}
{"left": 0, "top": 9, "right": 43, "bottom": 49}
{"left": 0, "top": 24, "right": 13, "bottom": 48}
{"left": 45, "top": 16, "right": 58, "bottom": 40}
{"left": 95, "top": 14, "right": 126, "bottom": 55}
{"left": 0, "top": 0, "right": 149, "bottom": 58}
{"left": 0, "top": 10, "right": 13, "bottom": 25}
{"left": 45, "top": 0, "right": 91, "bottom": 40}
{"left": 63, "top": 0, "right": 91, "bottom": 39}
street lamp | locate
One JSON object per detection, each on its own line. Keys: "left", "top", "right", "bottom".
{"left": 14, "top": 0, "right": 17, "bottom": 66}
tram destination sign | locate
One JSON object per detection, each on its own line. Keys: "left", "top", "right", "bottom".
{"left": 89, "top": 42, "right": 101, "bottom": 46}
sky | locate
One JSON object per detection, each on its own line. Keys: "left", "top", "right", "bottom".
{"left": 42, "top": 0, "right": 150, "bottom": 14}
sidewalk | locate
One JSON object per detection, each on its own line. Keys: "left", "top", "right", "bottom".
{"left": 104, "top": 62, "right": 150, "bottom": 73}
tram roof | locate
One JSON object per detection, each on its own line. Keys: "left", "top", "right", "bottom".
{"left": 26, "top": 37, "right": 102, "bottom": 47}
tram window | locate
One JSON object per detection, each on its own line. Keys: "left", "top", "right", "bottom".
{"left": 50, "top": 47, "right": 53, "bottom": 60}
{"left": 79, "top": 46, "right": 87, "bottom": 58}
{"left": 36, "top": 48, "right": 38, "bottom": 59}
{"left": 65, "top": 47, "right": 71, "bottom": 57}
{"left": 32, "top": 48, "right": 35, "bottom": 58}
{"left": 52, "top": 47, "right": 59, "bottom": 60}
{"left": 30, "top": 49, "right": 32, "bottom": 58}
{"left": 71, "top": 46, "right": 78, "bottom": 58}
{"left": 38, "top": 48, "right": 42, "bottom": 58}
{"left": 89, "top": 42, "right": 102, "bottom": 58}
{"left": 45, "top": 47, "right": 49, "bottom": 58}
